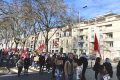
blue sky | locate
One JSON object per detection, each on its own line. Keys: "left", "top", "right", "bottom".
{"left": 65, "top": 0, "right": 120, "bottom": 18}
{"left": 4, "top": 0, "right": 120, "bottom": 19}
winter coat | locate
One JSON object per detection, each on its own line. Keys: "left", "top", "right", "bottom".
{"left": 17, "top": 59, "right": 24, "bottom": 68}
{"left": 103, "top": 62, "right": 113, "bottom": 78}
{"left": 116, "top": 61, "right": 120, "bottom": 79}
{"left": 64, "top": 60, "right": 74, "bottom": 77}
{"left": 93, "top": 62, "right": 101, "bottom": 72}
{"left": 76, "top": 65, "right": 83, "bottom": 80}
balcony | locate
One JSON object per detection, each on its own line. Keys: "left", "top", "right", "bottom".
{"left": 103, "top": 38, "right": 113, "bottom": 42}
{"left": 102, "top": 28, "right": 113, "bottom": 33}
{"left": 78, "top": 31, "right": 88, "bottom": 36}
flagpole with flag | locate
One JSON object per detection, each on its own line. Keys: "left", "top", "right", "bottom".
{"left": 94, "top": 33, "right": 101, "bottom": 58}
{"left": 20, "top": 48, "right": 26, "bottom": 59}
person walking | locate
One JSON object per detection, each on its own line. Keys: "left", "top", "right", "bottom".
{"left": 103, "top": 58, "right": 113, "bottom": 79}
{"left": 24, "top": 55, "right": 30, "bottom": 75}
{"left": 16, "top": 57, "right": 24, "bottom": 77}
{"left": 64, "top": 53, "right": 75, "bottom": 80}
{"left": 51, "top": 54, "right": 57, "bottom": 80}
{"left": 46, "top": 55, "right": 51, "bottom": 73}
{"left": 79, "top": 53, "right": 88, "bottom": 80}
{"left": 54, "top": 55, "right": 63, "bottom": 80}
{"left": 93, "top": 57, "right": 101, "bottom": 80}
{"left": 76, "top": 59, "right": 83, "bottom": 80}
{"left": 116, "top": 61, "right": 120, "bottom": 80}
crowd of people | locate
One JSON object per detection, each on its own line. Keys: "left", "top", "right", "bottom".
{"left": 0, "top": 49, "right": 120, "bottom": 80}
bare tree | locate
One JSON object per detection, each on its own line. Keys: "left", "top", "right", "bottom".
{"left": 32, "top": 0, "right": 72, "bottom": 52}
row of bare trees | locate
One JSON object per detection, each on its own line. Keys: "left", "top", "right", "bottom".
{"left": 0, "top": 0, "right": 79, "bottom": 52}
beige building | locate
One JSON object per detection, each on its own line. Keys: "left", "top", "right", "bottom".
{"left": 73, "top": 12, "right": 120, "bottom": 60}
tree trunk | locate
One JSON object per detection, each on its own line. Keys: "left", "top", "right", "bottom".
{"left": 5, "top": 42, "right": 8, "bottom": 49}
{"left": 15, "top": 42, "right": 18, "bottom": 51}
{"left": 45, "top": 31, "right": 49, "bottom": 53}
{"left": 23, "top": 41, "right": 26, "bottom": 49}
{"left": 33, "top": 40, "right": 36, "bottom": 50}
{"left": 33, "top": 36, "right": 38, "bottom": 50}
{"left": 11, "top": 42, "right": 14, "bottom": 49}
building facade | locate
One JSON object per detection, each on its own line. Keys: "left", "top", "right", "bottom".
{"left": 1, "top": 12, "right": 120, "bottom": 60}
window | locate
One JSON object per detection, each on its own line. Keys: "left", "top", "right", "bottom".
{"left": 52, "top": 50, "right": 54, "bottom": 53}
{"left": 97, "top": 26, "right": 102, "bottom": 31}
{"left": 78, "top": 42, "right": 83, "bottom": 48}
{"left": 59, "top": 34, "right": 61, "bottom": 37}
{"left": 92, "top": 35, "right": 94, "bottom": 39}
{"left": 100, "top": 35, "right": 103, "bottom": 38}
{"left": 31, "top": 41, "right": 33, "bottom": 44}
{"left": 32, "top": 37, "right": 34, "bottom": 39}
{"left": 79, "top": 29, "right": 83, "bottom": 32}
{"left": 109, "top": 42, "right": 113, "bottom": 47}
{"left": 106, "top": 33, "right": 113, "bottom": 38}
{"left": 55, "top": 50, "right": 58, "bottom": 53}
{"left": 108, "top": 33, "right": 113, "bottom": 38}
{"left": 56, "top": 38, "right": 59, "bottom": 42}
{"left": 56, "top": 33, "right": 59, "bottom": 37}
{"left": 105, "top": 24, "right": 112, "bottom": 27}
{"left": 79, "top": 36, "right": 83, "bottom": 40}
{"left": 69, "top": 32, "right": 71, "bottom": 36}
{"left": 86, "top": 43, "right": 88, "bottom": 47}
{"left": 86, "top": 36, "right": 88, "bottom": 40}
{"left": 78, "top": 29, "right": 83, "bottom": 34}
{"left": 64, "top": 32, "right": 66, "bottom": 37}
{"left": 107, "top": 42, "right": 113, "bottom": 47}
{"left": 66, "top": 32, "right": 69, "bottom": 36}
{"left": 31, "top": 45, "right": 33, "bottom": 48}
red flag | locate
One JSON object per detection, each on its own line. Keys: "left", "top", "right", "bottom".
{"left": 14, "top": 48, "right": 17, "bottom": 53}
{"left": 54, "top": 40, "right": 59, "bottom": 48}
{"left": 4, "top": 48, "right": 7, "bottom": 57}
{"left": 37, "top": 42, "right": 45, "bottom": 51}
{"left": 10, "top": 48, "right": 12, "bottom": 52}
{"left": 20, "top": 48, "right": 26, "bottom": 59}
{"left": 41, "top": 43, "right": 45, "bottom": 49}
{"left": 94, "top": 33, "right": 101, "bottom": 57}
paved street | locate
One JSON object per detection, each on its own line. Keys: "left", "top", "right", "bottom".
{"left": 0, "top": 72, "right": 51, "bottom": 80}
{"left": 86, "top": 68, "right": 117, "bottom": 80}
{"left": 0, "top": 68, "right": 118, "bottom": 80}
{"left": 0, "top": 62, "right": 118, "bottom": 80}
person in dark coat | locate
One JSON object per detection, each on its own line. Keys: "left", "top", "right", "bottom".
{"left": 39, "top": 54, "right": 45, "bottom": 72}
{"left": 116, "top": 61, "right": 120, "bottom": 80}
{"left": 16, "top": 57, "right": 24, "bottom": 77}
{"left": 46, "top": 55, "right": 51, "bottom": 73}
{"left": 24, "top": 55, "right": 30, "bottom": 74}
{"left": 51, "top": 54, "right": 56, "bottom": 80}
{"left": 103, "top": 58, "right": 113, "bottom": 78}
{"left": 93, "top": 57, "right": 101, "bottom": 80}
{"left": 79, "top": 53, "right": 88, "bottom": 80}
